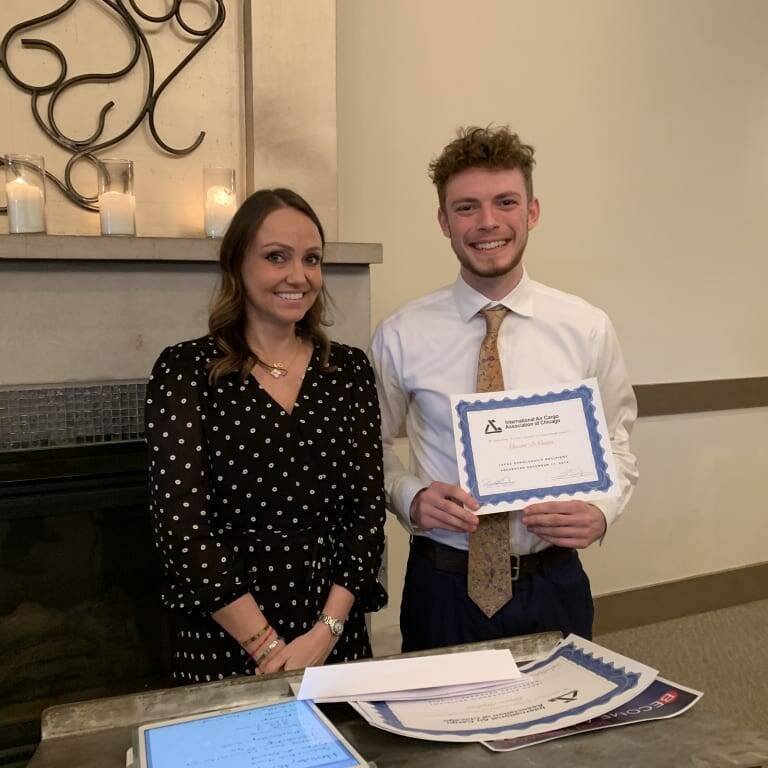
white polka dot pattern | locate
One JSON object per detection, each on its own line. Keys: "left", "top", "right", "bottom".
{"left": 145, "top": 336, "right": 387, "bottom": 681}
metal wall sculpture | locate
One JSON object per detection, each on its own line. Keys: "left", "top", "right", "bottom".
{"left": 0, "top": 0, "right": 226, "bottom": 213}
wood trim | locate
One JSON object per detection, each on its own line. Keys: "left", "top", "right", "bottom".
{"left": 594, "top": 561, "right": 768, "bottom": 635}
{"left": 636, "top": 377, "right": 768, "bottom": 417}
{"left": 392, "top": 377, "right": 768, "bottom": 437}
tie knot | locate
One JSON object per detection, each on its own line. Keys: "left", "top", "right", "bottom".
{"left": 481, "top": 306, "right": 509, "bottom": 335}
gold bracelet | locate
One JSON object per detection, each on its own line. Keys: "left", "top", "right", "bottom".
{"left": 239, "top": 623, "right": 270, "bottom": 649}
{"left": 247, "top": 628, "right": 275, "bottom": 659}
{"left": 254, "top": 636, "right": 283, "bottom": 665}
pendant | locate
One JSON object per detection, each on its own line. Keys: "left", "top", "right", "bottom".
{"left": 260, "top": 360, "right": 287, "bottom": 378}
{"left": 254, "top": 352, "right": 291, "bottom": 379}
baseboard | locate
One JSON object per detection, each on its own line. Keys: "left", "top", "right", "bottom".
{"left": 593, "top": 561, "right": 768, "bottom": 635}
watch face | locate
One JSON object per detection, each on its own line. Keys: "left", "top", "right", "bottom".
{"left": 319, "top": 614, "right": 344, "bottom": 636}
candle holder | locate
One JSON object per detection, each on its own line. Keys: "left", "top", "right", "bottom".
{"left": 203, "top": 167, "right": 237, "bottom": 238}
{"left": 97, "top": 158, "right": 136, "bottom": 236}
{"left": 4, "top": 154, "right": 47, "bottom": 234}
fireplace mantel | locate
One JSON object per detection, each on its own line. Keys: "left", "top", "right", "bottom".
{"left": 0, "top": 234, "right": 381, "bottom": 265}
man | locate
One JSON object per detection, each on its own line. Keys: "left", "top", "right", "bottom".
{"left": 370, "top": 126, "right": 638, "bottom": 652}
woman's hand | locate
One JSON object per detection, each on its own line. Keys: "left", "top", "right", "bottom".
{"left": 258, "top": 623, "right": 338, "bottom": 674}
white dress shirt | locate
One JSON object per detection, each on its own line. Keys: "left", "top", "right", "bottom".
{"left": 369, "top": 270, "right": 638, "bottom": 554}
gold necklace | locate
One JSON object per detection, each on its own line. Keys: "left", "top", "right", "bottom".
{"left": 253, "top": 337, "right": 301, "bottom": 379}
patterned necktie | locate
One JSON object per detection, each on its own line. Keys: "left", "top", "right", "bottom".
{"left": 467, "top": 306, "right": 513, "bottom": 618}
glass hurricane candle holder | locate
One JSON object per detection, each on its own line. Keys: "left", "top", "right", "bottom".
{"left": 97, "top": 158, "right": 136, "bottom": 236}
{"left": 4, "top": 153, "right": 47, "bottom": 234}
{"left": 203, "top": 167, "right": 237, "bottom": 238}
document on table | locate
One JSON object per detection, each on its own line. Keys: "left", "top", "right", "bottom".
{"left": 450, "top": 378, "right": 619, "bottom": 515}
{"left": 482, "top": 676, "right": 703, "bottom": 752}
{"left": 352, "top": 635, "right": 657, "bottom": 743}
{"left": 291, "top": 679, "right": 511, "bottom": 704}
{"left": 296, "top": 649, "right": 520, "bottom": 702}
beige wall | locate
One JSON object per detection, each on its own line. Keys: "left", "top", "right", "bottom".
{"left": 583, "top": 408, "right": 768, "bottom": 594}
{"left": 337, "top": 0, "right": 768, "bottom": 630}
{"left": 248, "top": 0, "right": 339, "bottom": 238}
{"left": 0, "top": 1, "right": 344, "bottom": 385}
{"left": 0, "top": 1, "right": 244, "bottom": 237}
{"left": 338, "top": 0, "right": 768, "bottom": 377}
{"left": 0, "top": 1, "right": 338, "bottom": 238}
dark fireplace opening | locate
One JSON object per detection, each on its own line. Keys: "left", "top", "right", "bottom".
{"left": 0, "top": 442, "right": 170, "bottom": 767}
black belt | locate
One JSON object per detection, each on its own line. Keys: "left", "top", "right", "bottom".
{"left": 412, "top": 535, "right": 575, "bottom": 581}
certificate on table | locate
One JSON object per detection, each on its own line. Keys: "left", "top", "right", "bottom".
{"left": 482, "top": 676, "right": 703, "bottom": 752}
{"left": 351, "top": 635, "right": 657, "bottom": 743}
{"left": 450, "top": 378, "right": 619, "bottom": 514}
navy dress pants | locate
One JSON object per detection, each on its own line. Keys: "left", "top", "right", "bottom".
{"left": 400, "top": 541, "right": 594, "bottom": 653}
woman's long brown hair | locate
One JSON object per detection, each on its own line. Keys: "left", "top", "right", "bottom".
{"left": 207, "top": 188, "right": 333, "bottom": 384}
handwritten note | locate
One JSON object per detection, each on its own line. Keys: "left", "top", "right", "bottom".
{"left": 143, "top": 700, "right": 362, "bottom": 768}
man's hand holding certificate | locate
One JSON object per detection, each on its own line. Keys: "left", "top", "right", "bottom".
{"left": 450, "top": 378, "right": 620, "bottom": 518}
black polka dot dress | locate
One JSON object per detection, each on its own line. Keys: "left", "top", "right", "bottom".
{"left": 145, "top": 336, "right": 387, "bottom": 683}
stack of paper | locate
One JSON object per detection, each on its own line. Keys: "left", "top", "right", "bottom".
{"left": 297, "top": 648, "right": 522, "bottom": 703}
{"left": 297, "top": 635, "right": 702, "bottom": 751}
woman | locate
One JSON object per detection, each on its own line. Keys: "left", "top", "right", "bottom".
{"left": 145, "top": 189, "right": 386, "bottom": 682}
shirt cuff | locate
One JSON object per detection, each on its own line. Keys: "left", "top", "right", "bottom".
{"left": 591, "top": 497, "right": 620, "bottom": 543}
{"left": 392, "top": 475, "right": 428, "bottom": 535}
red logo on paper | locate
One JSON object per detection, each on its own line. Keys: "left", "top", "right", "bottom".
{"left": 659, "top": 691, "right": 678, "bottom": 705}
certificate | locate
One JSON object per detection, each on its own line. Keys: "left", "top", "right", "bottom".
{"left": 352, "top": 635, "right": 658, "bottom": 743}
{"left": 450, "top": 378, "right": 619, "bottom": 514}
{"left": 482, "top": 676, "right": 703, "bottom": 752}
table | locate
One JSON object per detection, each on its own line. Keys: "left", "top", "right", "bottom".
{"left": 29, "top": 632, "right": 768, "bottom": 768}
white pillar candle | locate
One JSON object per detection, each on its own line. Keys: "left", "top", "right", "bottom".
{"left": 5, "top": 176, "right": 46, "bottom": 233}
{"left": 98, "top": 191, "right": 136, "bottom": 236}
{"left": 204, "top": 185, "right": 236, "bottom": 238}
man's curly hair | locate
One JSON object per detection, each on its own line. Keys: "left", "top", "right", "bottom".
{"left": 429, "top": 126, "right": 536, "bottom": 209}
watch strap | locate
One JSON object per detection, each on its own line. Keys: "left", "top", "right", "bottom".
{"left": 317, "top": 613, "right": 345, "bottom": 636}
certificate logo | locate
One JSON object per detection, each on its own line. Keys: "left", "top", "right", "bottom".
{"left": 484, "top": 419, "right": 503, "bottom": 434}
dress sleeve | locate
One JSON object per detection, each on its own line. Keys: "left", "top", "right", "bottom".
{"left": 330, "top": 346, "right": 388, "bottom": 614}
{"left": 145, "top": 344, "right": 247, "bottom": 616}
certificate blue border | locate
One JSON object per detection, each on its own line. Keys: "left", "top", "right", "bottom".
{"left": 369, "top": 642, "right": 643, "bottom": 737}
{"left": 455, "top": 384, "right": 612, "bottom": 505}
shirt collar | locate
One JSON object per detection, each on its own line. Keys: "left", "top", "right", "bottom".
{"left": 452, "top": 269, "right": 535, "bottom": 322}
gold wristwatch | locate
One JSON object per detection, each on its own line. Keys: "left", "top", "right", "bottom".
{"left": 316, "top": 613, "right": 345, "bottom": 637}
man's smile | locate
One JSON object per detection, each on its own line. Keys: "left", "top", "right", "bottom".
{"left": 471, "top": 238, "right": 511, "bottom": 251}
